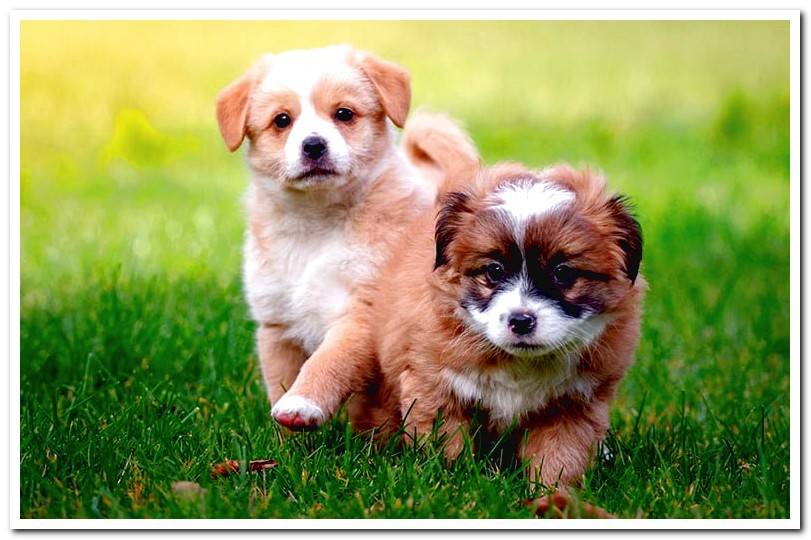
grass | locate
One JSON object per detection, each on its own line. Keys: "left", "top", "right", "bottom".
{"left": 20, "top": 20, "right": 790, "bottom": 519}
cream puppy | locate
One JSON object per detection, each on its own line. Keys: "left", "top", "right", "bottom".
{"left": 215, "top": 45, "right": 478, "bottom": 424}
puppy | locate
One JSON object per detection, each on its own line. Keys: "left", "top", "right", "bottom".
{"left": 215, "top": 45, "right": 478, "bottom": 425}
{"left": 346, "top": 163, "right": 645, "bottom": 488}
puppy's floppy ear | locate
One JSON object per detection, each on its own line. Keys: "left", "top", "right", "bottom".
{"left": 605, "top": 194, "right": 643, "bottom": 283}
{"left": 434, "top": 191, "right": 471, "bottom": 269}
{"left": 216, "top": 70, "right": 257, "bottom": 152}
{"left": 357, "top": 52, "right": 411, "bottom": 128}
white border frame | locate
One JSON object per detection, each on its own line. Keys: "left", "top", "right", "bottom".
{"left": 9, "top": 9, "right": 800, "bottom": 530}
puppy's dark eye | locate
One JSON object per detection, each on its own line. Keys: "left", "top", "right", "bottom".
{"left": 335, "top": 108, "right": 355, "bottom": 122}
{"left": 553, "top": 264, "right": 579, "bottom": 287}
{"left": 484, "top": 262, "right": 506, "bottom": 285}
{"left": 273, "top": 113, "right": 291, "bottom": 129}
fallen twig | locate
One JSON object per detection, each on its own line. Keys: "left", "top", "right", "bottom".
{"left": 210, "top": 459, "right": 278, "bottom": 479}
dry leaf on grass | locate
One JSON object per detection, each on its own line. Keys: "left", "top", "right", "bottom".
{"left": 210, "top": 459, "right": 278, "bottom": 479}
{"left": 210, "top": 459, "right": 239, "bottom": 479}
{"left": 247, "top": 459, "right": 278, "bottom": 472}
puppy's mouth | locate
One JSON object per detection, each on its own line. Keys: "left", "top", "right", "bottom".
{"left": 511, "top": 342, "right": 542, "bottom": 350}
{"left": 507, "top": 342, "right": 546, "bottom": 352}
{"left": 293, "top": 167, "right": 338, "bottom": 181}
{"left": 501, "top": 341, "right": 559, "bottom": 357}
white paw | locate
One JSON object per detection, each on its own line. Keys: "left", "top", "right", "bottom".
{"left": 271, "top": 394, "right": 326, "bottom": 430}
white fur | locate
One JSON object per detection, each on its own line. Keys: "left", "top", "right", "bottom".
{"left": 271, "top": 394, "right": 326, "bottom": 424}
{"left": 244, "top": 162, "right": 433, "bottom": 355}
{"left": 258, "top": 46, "right": 355, "bottom": 95}
{"left": 243, "top": 196, "right": 376, "bottom": 353}
{"left": 283, "top": 97, "right": 351, "bottom": 179}
{"left": 442, "top": 355, "right": 595, "bottom": 429}
{"left": 496, "top": 180, "right": 574, "bottom": 220}
{"left": 494, "top": 181, "right": 574, "bottom": 242}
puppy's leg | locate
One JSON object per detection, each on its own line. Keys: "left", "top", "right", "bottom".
{"left": 346, "top": 375, "right": 399, "bottom": 438}
{"left": 271, "top": 307, "right": 375, "bottom": 430}
{"left": 519, "top": 399, "right": 610, "bottom": 488}
{"left": 257, "top": 323, "right": 307, "bottom": 406}
{"left": 400, "top": 401, "right": 468, "bottom": 461}
{"left": 529, "top": 490, "right": 616, "bottom": 519}
{"left": 399, "top": 371, "right": 468, "bottom": 461}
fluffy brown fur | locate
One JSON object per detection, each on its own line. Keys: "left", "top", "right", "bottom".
{"left": 290, "top": 162, "right": 645, "bottom": 488}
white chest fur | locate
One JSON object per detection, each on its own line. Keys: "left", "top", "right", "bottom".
{"left": 243, "top": 210, "right": 375, "bottom": 355}
{"left": 242, "top": 153, "right": 434, "bottom": 357}
{"left": 442, "top": 354, "right": 595, "bottom": 430}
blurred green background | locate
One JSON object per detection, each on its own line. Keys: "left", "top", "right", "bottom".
{"left": 21, "top": 21, "right": 790, "bottom": 518}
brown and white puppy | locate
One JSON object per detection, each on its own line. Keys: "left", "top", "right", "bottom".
{"left": 346, "top": 163, "right": 645, "bottom": 487}
{"left": 215, "top": 45, "right": 478, "bottom": 426}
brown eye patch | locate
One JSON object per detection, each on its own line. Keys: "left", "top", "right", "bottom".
{"left": 460, "top": 262, "right": 526, "bottom": 314}
{"left": 453, "top": 210, "right": 520, "bottom": 272}
{"left": 247, "top": 90, "right": 301, "bottom": 134}
{"left": 464, "top": 259, "right": 516, "bottom": 289}
{"left": 520, "top": 214, "right": 626, "bottom": 317}
{"left": 460, "top": 274, "right": 501, "bottom": 312}
{"left": 561, "top": 280, "right": 608, "bottom": 315}
{"left": 549, "top": 259, "right": 611, "bottom": 288}
{"left": 312, "top": 78, "right": 381, "bottom": 119}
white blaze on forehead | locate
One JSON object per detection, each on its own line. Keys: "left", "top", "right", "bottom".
{"left": 495, "top": 180, "right": 575, "bottom": 224}
{"left": 258, "top": 46, "right": 357, "bottom": 96}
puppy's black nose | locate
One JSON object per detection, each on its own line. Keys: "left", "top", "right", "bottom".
{"left": 302, "top": 136, "right": 327, "bottom": 160}
{"left": 508, "top": 312, "right": 537, "bottom": 336}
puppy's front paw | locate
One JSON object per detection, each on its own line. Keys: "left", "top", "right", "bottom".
{"left": 271, "top": 394, "right": 326, "bottom": 431}
{"left": 528, "top": 491, "right": 615, "bottom": 519}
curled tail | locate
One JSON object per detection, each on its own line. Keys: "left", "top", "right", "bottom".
{"left": 401, "top": 111, "right": 480, "bottom": 195}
